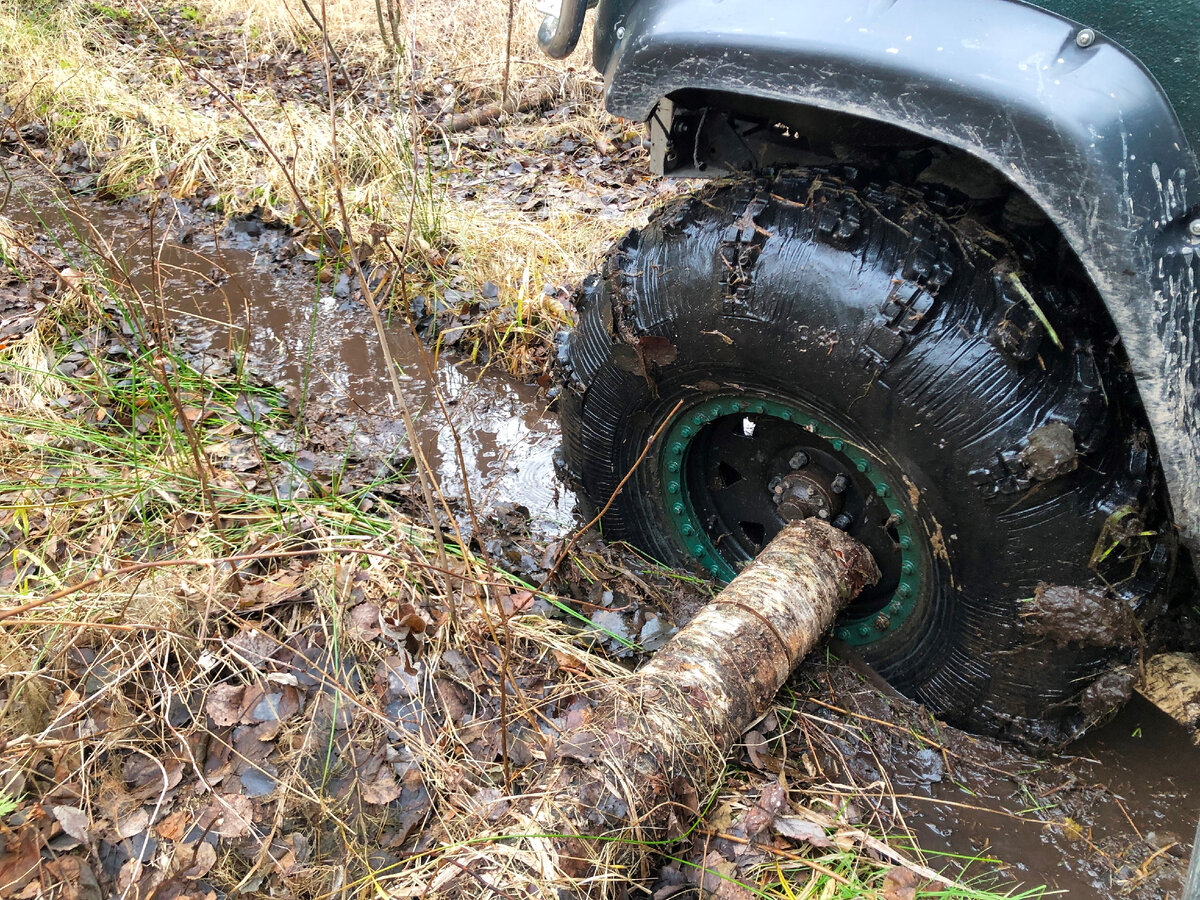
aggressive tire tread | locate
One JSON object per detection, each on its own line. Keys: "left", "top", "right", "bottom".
{"left": 556, "top": 171, "right": 1172, "bottom": 747}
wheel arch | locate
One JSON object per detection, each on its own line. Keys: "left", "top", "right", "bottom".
{"left": 599, "top": 0, "right": 1200, "bottom": 568}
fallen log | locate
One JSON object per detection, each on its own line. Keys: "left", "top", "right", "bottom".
{"left": 442, "top": 83, "right": 561, "bottom": 132}
{"left": 1138, "top": 652, "right": 1200, "bottom": 744}
{"left": 426, "top": 518, "right": 879, "bottom": 898}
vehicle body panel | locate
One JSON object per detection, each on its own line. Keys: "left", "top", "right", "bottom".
{"left": 590, "top": 0, "right": 1200, "bottom": 566}
{"left": 1029, "top": 0, "right": 1200, "bottom": 138}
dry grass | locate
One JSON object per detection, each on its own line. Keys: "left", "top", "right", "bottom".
{"left": 0, "top": 197, "right": 632, "bottom": 897}
{"left": 0, "top": 2, "right": 440, "bottom": 240}
{"left": 184, "top": 0, "right": 590, "bottom": 94}
{"left": 0, "top": 0, "right": 646, "bottom": 375}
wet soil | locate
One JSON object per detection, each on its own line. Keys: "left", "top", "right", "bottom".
{"left": 779, "top": 658, "right": 1200, "bottom": 897}
{"left": 1024, "top": 582, "right": 1139, "bottom": 649}
{"left": 2, "top": 162, "right": 574, "bottom": 539}
{"left": 4, "top": 155, "right": 1200, "bottom": 898}
{"left": 905, "top": 691, "right": 1196, "bottom": 895}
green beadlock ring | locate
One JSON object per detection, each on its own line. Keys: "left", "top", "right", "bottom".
{"left": 659, "top": 396, "right": 922, "bottom": 646}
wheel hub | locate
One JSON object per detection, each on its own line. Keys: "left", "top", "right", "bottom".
{"left": 658, "top": 396, "right": 922, "bottom": 646}
{"left": 771, "top": 455, "right": 849, "bottom": 522}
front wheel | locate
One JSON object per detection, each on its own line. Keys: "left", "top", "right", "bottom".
{"left": 556, "top": 173, "right": 1174, "bottom": 747}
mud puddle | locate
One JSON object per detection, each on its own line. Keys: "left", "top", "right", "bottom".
{"left": 1, "top": 163, "right": 573, "bottom": 538}
{"left": 887, "top": 691, "right": 1197, "bottom": 896}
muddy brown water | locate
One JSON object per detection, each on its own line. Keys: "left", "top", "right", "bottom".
{"left": 903, "top": 695, "right": 1199, "bottom": 895}
{"left": 5, "top": 162, "right": 1200, "bottom": 897}
{"left": 3, "top": 165, "right": 573, "bottom": 538}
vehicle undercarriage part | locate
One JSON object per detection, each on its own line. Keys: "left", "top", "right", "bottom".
{"left": 537, "top": 0, "right": 590, "bottom": 59}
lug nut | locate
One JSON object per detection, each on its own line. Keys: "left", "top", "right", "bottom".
{"left": 831, "top": 474, "right": 849, "bottom": 494}
{"left": 832, "top": 513, "right": 853, "bottom": 530}
{"left": 789, "top": 451, "right": 809, "bottom": 469}
{"left": 817, "top": 508, "right": 830, "bottom": 519}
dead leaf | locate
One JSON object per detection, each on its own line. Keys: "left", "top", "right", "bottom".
{"left": 743, "top": 729, "right": 769, "bottom": 771}
{"left": 636, "top": 335, "right": 678, "bottom": 367}
{"left": 208, "top": 793, "right": 254, "bottom": 838}
{"left": 773, "top": 816, "right": 832, "bottom": 848}
{"left": 241, "top": 684, "right": 301, "bottom": 725}
{"left": 346, "top": 602, "right": 381, "bottom": 640}
{"left": 551, "top": 647, "right": 589, "bottom": 674}
{"left": 52, "top": 805, "right": 91, "bottom": 844}
{"left": 113, "top": 811, "right": 150, "bottom": 844}
{"left": 115, "top": 858, "right": 150, "bottom": 896}
{"left": 881, "top": 866, "right": 920, "bottom": 900}
{"left": 384, "top": 601, "right": 427, "bottom": 635}
{"left": 731, "top": 780, "right": 786, "bottom": 840}
{"left": 686, "top": 851, "right": 754, "bottom": 900}
{"left": 206, "top": 684, "right": 245, "bottom": 727}
{"left": 0, "top": 833, "right": 40, "bottom": 897}
{"left": 115, "top": 808, "right": 150, "bottom": 840}
{"left": 233, "top": 722, "right": 278, "bottom": 757}
{"left": 667, "top": 776, "right": 699, "bottom": 840}
{"left": 180, "top": 841, "right": 217, "bottom": 879}
{"left": 123, "top": 757, "right": 183, "bottom": 802}
{"left": 498, "top": 589, "right": 536, "bottom": 616}
{"left": 42, "top": 858, "right": 101, "bottom": 900}
{"left": 155, "top": 809, "right": 190, "bottom": 842}
{"left": 707, "top": 801, "right": 736, "bottom": 832}
{"left": 232, "top": 576, "right": 303, "bottom": 611}
{"left": 360, "top": 767, "right": 403, "bottom": 805}
{"left": 227, "top": 628, "right": 277, "bottom": 669}
{"left": 269, "top": 833, "right": 308, "bottom": 875}
{"left": 58, "top": 267, "right": 84, "bottom": 290}
{"left": 467, "top": 787, "right": 509, "bottom": 823}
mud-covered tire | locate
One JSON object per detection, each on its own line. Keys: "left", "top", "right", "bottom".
{"left": 556, "top": 173, "right": 1174, "bottom": 747}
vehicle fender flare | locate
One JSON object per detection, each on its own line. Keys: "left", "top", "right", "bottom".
{"left": 598, "top": 0, "right": 1200, "bottom": 566}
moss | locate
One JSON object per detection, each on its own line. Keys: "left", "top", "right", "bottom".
{"left": 83, "top": 2, "right": 133, "bottom": 21}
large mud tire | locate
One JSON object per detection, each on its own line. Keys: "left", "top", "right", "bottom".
{"left": 556, "top": 173, "right": 1173, "bottom": 747}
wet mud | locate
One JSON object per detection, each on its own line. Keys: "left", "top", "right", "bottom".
{"left": 810, "top": 659, "right": 1200, "bottom": 897}
{"left": 5, "top": 159, "right": 1200, "bottom": 898}
{"left": 1024, "top": 582, "right": 1139, "bottom": 648}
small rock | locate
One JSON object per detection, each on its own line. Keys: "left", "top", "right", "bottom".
{"left": 639, "top": 614, "right": 675, "bottom": 652}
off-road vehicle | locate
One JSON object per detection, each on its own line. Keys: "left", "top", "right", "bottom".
{"left": 538, "top": 0, "right": 1200, "bottom": 746}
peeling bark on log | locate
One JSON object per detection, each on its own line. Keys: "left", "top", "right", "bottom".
{"left": 442, "top": 84, "right": 560, "bottom": 132}
{"left": 427, "top": 519, "right": 879, "bottom": 898}
{"left": 1138, "top": 652, "right": 1200, "bottom": 743}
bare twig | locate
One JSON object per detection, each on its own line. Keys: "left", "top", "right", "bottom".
{"left": 502, "top": 0, "right": 516, "bottom": 108}
{"left": 542, "top": 399, "right": 683, "bottom": 586}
